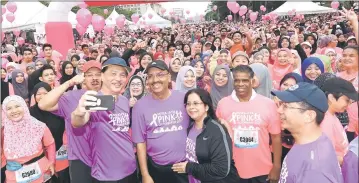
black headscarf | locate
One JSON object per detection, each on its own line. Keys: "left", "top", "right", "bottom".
{"left": 1, "top": 80, "right": 9, "bottom": 104}
{"left": 29, "top": 82, "right": 65, "bottom": 150}
{"left": 60, "top": 61, "right": 80, "bottom": 91}
{"left": 27, "top": 69, "right": 41, "bottom": 99}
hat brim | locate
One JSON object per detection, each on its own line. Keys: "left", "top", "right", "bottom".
{"left": 271, "top": 90, "right": 302, "bottom": 103}
{"left": 102, "top": 64, "right": 132, "bottom": 73}
{"left": 144, "top": 65, "right": 167, "bottom": 74}
{"left": 344, "top": 92, "right": 358, "bottom": 101}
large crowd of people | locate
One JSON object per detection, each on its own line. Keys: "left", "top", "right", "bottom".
{"left": 1, "top": 5, "right": 358, "bottom": 183}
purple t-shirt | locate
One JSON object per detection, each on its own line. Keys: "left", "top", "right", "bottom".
{"left": 279, "top": 134, "right": 344, "bottom": 183}
{"left": 342, "top": 137, "right": 358, "bottom": 183}
{"left": 186, "top": 127, "right": 202, "bottom": 183}
{"left": 52, "top": 89, "right": 93, "bottom": 166}
{"left": 132, "top": 90, "right": 190, "bottom": 165}
{"left": 84, "top": 95, "right": 136, "bottom": 181}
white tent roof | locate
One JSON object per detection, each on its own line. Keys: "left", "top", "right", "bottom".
{"left": 138, "top": 5, "right": 171, "bottom": 28}
{"left": 68, "top": 11, "right": 78, "bottom": 28}
{"left": 269, "top": 1, "right": 336, "bottom": 16}
{"left": 105, "top": 8, "right": 135, "bottom": 26}
{"left": 2, "top": 2, "right": 48, "bottom": 31}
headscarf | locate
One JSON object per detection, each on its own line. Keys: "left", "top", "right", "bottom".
{"left": 11, "top": 69, "right": 28, "bottom": 100}
{"left": 30, "top": 82, "right": 65, "bottom": 151}
{"left": 154, "top": 52, "right": 165, "bottom": 60}
{"left": 250, "top": 63, "right": 272, "bottom": 98}
{"left": 35, "top": 58, "right": 47, "bottom": 69}
{"left": 210, "top": 65, "right": 233, "bottom": 110}
{"left": 316, "top": 55, "right": 333, "bottom": 73}
{"left": 279, "top": 72, "right": 303, "bottom": 87}
{"left": 76, "top": 59, "right": 86, "bottom": 74}
{"left": 192, "top": 60, "right": 206, "bottom": 89}
{"left": 123, "top": 75, "right": 146, "bottom": 100}
{"left": 26, "top": 62, "right": 36, "bottom": 71}
{"left": 175, "top": 66, "right": 197, "bottom": 93}
{"left": 60, "top": 61, "right": 76, "bottom": 84}
{"left": 268, "top": 48, "right": 294, "bottom": 89}
{"left": 301, "top": 57, "right": 325, "bottom": 83}
{"left": 5, "top": 62, "right": 20, "bottom": 82}
{"left": 2, "top": 95, "right": 46, "bottom": 159}
{"left": 169, "top": 57, "right": 181, "bottom": 82}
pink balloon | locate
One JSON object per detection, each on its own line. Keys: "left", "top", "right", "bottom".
{"left": 2, "top": 6, "right": 6, "bottom": 15}
{"left": 104, "top": 9, "right": 108, "bottom": 15}
{"left": 13, "top": 29, "right": 20, "bottom": 37}
{"left": 148, "top": 13, "right": 153, "bottom": 19}
{"left": 228, "top": 15, "right": 233, "bottom": 21}
{"left": 260, "top": 5, "right": 265, "bottom": 11}
{"left": 6, "top": 13, "right": 15, "bottom": 23}
{"left": 239, "top": 5, "right": 247, "bottom": 14}
{"left": 186, "top": 10, "right": 190, "bottom": 14}
{"left": 213, "top": 5, "right": 217, "bottom": 11}
{"left": 242, "top": 16, "right": 245, "bottom": 19}
{"left": 76, "top": 8, "right": 92, "bottom": 28}
{"left": 249, "top": 12, "right": 258, "bottom": 22}
{"left": 331, "top": 1, "right": 339, "bottom": 9}
{"left": 6, "top": 2, "right": 17, "bottom": 13}
{"left": 131, "top": 14, "right": 139, "bottom": 23}
{"left": 78, "top": 2, "right": 88, "bottom": 9}
{"left": 248, "top": 10, "right": 253, "bottom": 14}
{"left": 76, "top": 24, "right": 86, "bottom": 35}
{"left": 262, "top": 7, "right": 266, "bottom": 12}
{"left": 180, "top": 18, "right": 186, "bottom": 24}
{"left": 161, "top": 8, "right": 166, "bottom": 14}
{"left": 17, "top": 37, "right": 25, "bottom": 46}
{"left": 104, "top": 25, "right": 114, "bottom": 35}
{"left": 231, "top": 3, "right": 240, "bottom": 14}
{"left": 227, "top": 2, "right": 236, "bottom": 11}
{"left": 92, "top": 15, "right": 105, "bottom": 32}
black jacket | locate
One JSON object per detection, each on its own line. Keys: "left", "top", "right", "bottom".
{"left": 185, "top": 117, "right": 240, "bottom": 183}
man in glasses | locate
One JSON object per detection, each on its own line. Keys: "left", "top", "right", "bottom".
{"left": 272, "top": 82, "right": 343, "bottom": 182}
{"left": 132, "top": 60, "right": 190, "bottom": 183}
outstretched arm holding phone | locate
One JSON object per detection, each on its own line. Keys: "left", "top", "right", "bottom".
{"left": 71, "top": 90, "right": 98, "bottom": 128}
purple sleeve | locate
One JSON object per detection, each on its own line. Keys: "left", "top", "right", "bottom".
{"left": 131, "top": 104, "right": 147, "bottom": 143}
{"left": 51, "top": 95, "right": 68, "bottom": 118}
{"left": 301, "top": 170, "right": 343, "bottom": 183}
{"left": 342, "top": 151, "right": 359, "bottom": 183}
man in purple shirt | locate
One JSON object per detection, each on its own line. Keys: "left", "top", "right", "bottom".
{"left": 342, "top": 137, "right": 358, "bottom": 183}
{"left": 71, "top": 57, "right": 137, "bottom": 183}
{"left": 132, "top": 60, "right": 190, "bottom": 183}
{"left": 39, "top": 60, "right": 102, "bottom": 183}
{"left": 272, "top": 83, "right": 344, "bottom": 183}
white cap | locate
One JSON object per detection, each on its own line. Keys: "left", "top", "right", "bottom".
{"left": 301, "top": 41, "right": 312, "bottom": 49}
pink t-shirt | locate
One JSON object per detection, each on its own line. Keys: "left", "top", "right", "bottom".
{"left": 320, "top": 112, "right": 349, "bottom": 163}
{"left": 347, "top": 103, "right": 358, "bottom": 136}
{"left": 4, "top": 127, "right": 55, "bottom": 183}
{"left": 216, "top": 91, "right": 281, "bottom": 179}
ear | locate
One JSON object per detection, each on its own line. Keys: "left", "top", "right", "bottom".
{"left": 39, "top": 77, "right": 43, "bottom": 82}
{"left": 252, "top": 76, "right": 260, "bottom": 88}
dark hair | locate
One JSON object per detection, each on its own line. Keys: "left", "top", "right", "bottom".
{"left": 343, "top": 45, "right": 359, "bottom": 54}
{"left": 325, "top": 92, "right": 344, "bottom": 101}
{"left": 167, "top": 43, "right": 176, "bottom": 51}
{"left": 47, "top": 59, "right": 55, "bottom": 65}
{"left": 70, "top": 54, "right": 80, "bottom": 61}
{"left": 278, "top": 36, "right": 291, "bottom": 49}
{"left": 104, "top": 48, "right": 112, "bottom": 55}
{"left": 99, "top": 55, "right": 108, "bottom": 63}
{"left": 39, "top": 64, "right": 56, "bottom": 77}
{"left": 232, "top": 31, "right": 243, "bottom": 38}
{"left": 91, "top": 50, "right": 98, "bottom": 54}
{"left": 23, "top": 48, "right": 32, "bottom": 54}
{"left": 184, "top": 88, "right": 218, "bottom": 131}
{"left": 298, "top": 101, "right": 325, "bottom": 125}
{"left": 232, "top": 65, "right": 255, "bottom": 78}
{"left": 210, "top": 37, "right": 222, "bottom": 52}
{"left": 42, "top": 43, "right": 52, "bottom": 51}
{"left": 304, "top": 34, "right": 318, "bottom": 54}
{"left": 81, "top": 44, "right": 89, "bottom": 50}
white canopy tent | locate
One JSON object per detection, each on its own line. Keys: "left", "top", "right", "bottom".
{"left": 138, "top": 5, "right": 171, "bottom": 28}
{"left": 2, "top": 2, "right": 48, "bottom": 31}
{"left": 269, "top": 1, "right": 336, "bottom": 16}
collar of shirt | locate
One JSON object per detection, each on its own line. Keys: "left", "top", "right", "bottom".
{"left": 231, "top": 89, "right": 257, "bottom": 102}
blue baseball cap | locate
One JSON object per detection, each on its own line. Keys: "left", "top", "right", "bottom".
{"left": 102, "top": 57, "right": 131, "bottom": 73}
{"left": 271, "top": 82, "right": 329, "bottom": 113}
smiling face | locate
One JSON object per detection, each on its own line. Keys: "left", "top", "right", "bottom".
{"left": 5, "top": 100, "right": 25, "bottom": 122}
{"left": 277, "top": 50, "right": 289, "bottom": 66}
{"left": 328, "top": 94, "right": 351, "bottom": 113}
{"left": 183, "top": 70, "right": 196, "bottom": 88}
{"left": 305, "top": 63, "right": 322, "bottom": 81}
{"left": 342, "top": 48, "right": 358, "bottom": 70}
{"left": 170, "top": 59, "right": 182, "bottom": 72}
{"left": 280, "top": 77, "right": 297, "bottom": 91}
{"left": 194, "top": 62, "right": 204, "bottom": 77}
{"left": 183, "top": 45, "right": 190, "bottom": 53}
{"left": 213, "top": 38, "right": 221, "bottom": 47}
{"left": 186, "top": 93, "right": 207, "bottom": 121}
{"left": 15, "top": 73, "right": 25, "bottom": 83}
{"left": 233, "top": 71, "right": 253, "bottom": 97}
{"left": 214, "top": 69, "right": 228, "bottom": 87}
{"left": 281, "top": 39, "right": 290, "bottom": 48}
{"left": 130, "top": 78, "right": 143, "bottom": 97}
{"left": 147, "top": 67, "right": 170, "bottom": 94}
{"left": 102, "top": 65, "right": 128, "bottom": 94}
{"left": 232, "top": 56, "right": 249, "bottom": 68}
{"left": 64, "top": 63, "right": 74, "bottom": 76}
{"left": 141, "top": 55, "right": 152, "bottom": 69}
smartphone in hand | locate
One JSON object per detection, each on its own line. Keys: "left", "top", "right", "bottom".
{"left": 85, "top": 95, "right": 115, "bottom": 111}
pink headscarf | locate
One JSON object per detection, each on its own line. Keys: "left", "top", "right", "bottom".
{"left": 2, "top": 95, "right": 46, "bottom": 159}
{"left": 268, "top": 48, "right": 294, "bottom": 89}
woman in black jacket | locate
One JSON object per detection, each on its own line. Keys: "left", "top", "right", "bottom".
{"left": 172, "top": 88, "right": 240, "bottom": 183}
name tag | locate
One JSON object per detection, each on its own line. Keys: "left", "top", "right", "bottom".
{"left": 234, "top": 128, "right": 259, "bottom": 148}
{"left": 56, "top": 145, "right": 68, "bottom": 160}
{"left": 15, "top": 162, "right": 42, "bottom": 183}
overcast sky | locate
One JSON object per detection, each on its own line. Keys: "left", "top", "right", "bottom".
{"left": 160, "top": 2, "right": 210, "bottom": 17}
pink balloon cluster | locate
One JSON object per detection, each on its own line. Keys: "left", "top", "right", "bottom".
{"left": 6, "top": 2, "right": 17, "bottom": 13}
{"left": 131, "top": 14, "right": 140, "bottom": 23}
{"left": 249, "top": 12, "right": 258, "bottom": 22}
{"left": 76, "top": 8, "right": 92, "bottom": 28}
{"left": 92, "top": 14, "right": 105, "bottom": 32}
{"left": 331, "top": 1, "right": 340, "bottom": 9}
{"left": 227, "top": 2, "right": 240, "bottom": 14}
{"left": 76, "top": 24, "right": 86, "bottom": 35}
{"left": 116, "top": 15, "right": 126, "bottom": 29}
{"left": 260, "top": 5, "right": 266, "bottom": 12}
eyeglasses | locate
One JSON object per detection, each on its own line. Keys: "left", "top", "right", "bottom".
{"left": 147, "top": 72, "right": 169, "bottom": 80}
{"left": 130, "top": 82, "right": 142, "bottom": 87}
{"left": 185, "top": 102, "right": 204, "bottom": 107}
{"left": 277, "top": 101, "right": 307, "bottom": 111}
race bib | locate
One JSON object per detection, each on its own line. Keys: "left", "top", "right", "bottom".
{"left": 15, "top": 162, "right": 42, "bottom": 183}
{"left": 56, "top": 145, "right": 68, "bottom": 160}
{"left": 234, "top": 128, "right": 259, "bottom": 148}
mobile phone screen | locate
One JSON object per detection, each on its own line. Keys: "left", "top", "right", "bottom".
{"left": 85, "top": 95, "right": 115, "bottom": 111}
